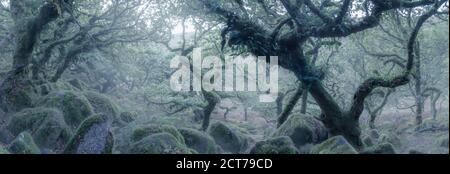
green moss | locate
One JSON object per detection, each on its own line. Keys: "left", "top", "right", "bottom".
{"left": 273, "top": 114, "right": 328, "bottom": 148}
{"left": 8, "top": 132, "right": 41, "bottom": 154}
{"left": 0, "top": 145, "right": 9, "bottom": 154}
{"left": 36, "top": 91, "right": 94, "bottom": 129}
{"left": 132, "top": 124, "right": 185, "bottom": 144}
{"left": 7, "top": 107, "right": 72, "bottom": 151}
{"left": 208, "top": 122, "right": 249, "bottom": 154}
{"left": 178, "top": 128, "right": 217, "bottom": 154}
{"left": 250, "top": 136, "right": 298, "bottom": 154}
{"left": 361, "top": 143, "right": 396, "bottom": 154}
{"left": 63, "top": 114, "right": 113, "bottom": 154}
{"left": 311, "top": 136, "right": 358, "bottom": 154}
{"left": 120, "top": 111, "right": 138, "bottom": 123}
{"left": 83, "top": 91, "right": 122, "bottom": 126}
{"left": 130, "top": 133, "right": 192, "bottom": 154}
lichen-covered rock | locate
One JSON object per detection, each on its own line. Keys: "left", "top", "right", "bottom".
{"left": 83, "top": 91, "right": 122, "bottom": 126}
{"left": 361, "top": 143, "right": 396, "bottom": 154}
{"left": 178, "top": 128, "right": 217, "bottom": 154}
{"left": 120, "top": 111, "right": 138, "bottom": 123}
{"left": 36, "top": 91, "right": 94, "bottom": 129}
{"left": 63, "top": 115, "right": 113, "bottom": 154}
{"left": 8, "top": 132, "right": 41, "bottom": 154}
{"left": 250, "top": 136, "right": 298, "bottom": 154}
{"left": 273, "top": 114, "right": 328, "bottom": 148}
{"left": 208, "top": 122, "right": 249, "bottom": 154}
{"left": 0, "top": 145, "right": 9, "bottom": 154}
{"left": 409, "top": 150, "right": 425, "bottom": 154}
{"left": 311, "top": 136, "right": 358, "bottom": 154}
{"left": 132, "top": 124, "right": 185, "bottom": 144}
{"left": 7, "top": 107, "right": 72, "bottom": 150}
{"left": 130, "top": 133, "right": 192, "bottom": 154}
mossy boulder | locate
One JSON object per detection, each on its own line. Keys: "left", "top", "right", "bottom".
{"left": 311, "top": 136, "right": 358, "bottom": 154}
{"left": 250, "top": 136, "right": 298, "bottom": 154}
{"left": 178, "top": 128, "right": 217, "bottom": 154}
{"left": 273, "top": 114, "right": 328, "bottom": 148}
{"left": 132, "top": 124, "right": 185, "bottom": 144}
{"left": 83, "top": 91, "right": 122, "bottom": 126}
{"left": 129, "top": 133, "right": 192, "bottom": 154}
{"left": 63, "top": 115, "right": 114, "bottom": 154}
{"left": 208, "top": 122, "right": 249, "bottom": 154}
{"left": 36, "top": 91, "right": 94, "bottom": 129}
{"left": 7, "top": 107, "right": 72, "bottom": 151}
{"left": 362, "top": 135, "right": 374, "bottom": 147}
{"left": 361, "top": 143, "right": 396, "bottom": 154}
{"left": 8, "top": 132, "right": 41, "bottom": 154}
{"left": 380, "top": 133, "right": 402, "bottom": 148}
{"left": 120, "top": 111, "right": 138, "bottom": 123}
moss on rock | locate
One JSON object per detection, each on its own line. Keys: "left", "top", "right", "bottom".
{"left": 36, "top": 91, "right": 94, "bottom": 129}
{"left": 208, "top": 122, "right": 249, "bottom": 154}
{"left": 361, "top": 143, "right": 396, "bottom": 154}
{"left": 250, "top": 136, "right": 298, "bottom": 154}
{"left": 311, "top": 136, "right": 358, "bottom": 154}
{"left": 8, "top": 132, "right": 41, "bottom": 154}
{"left": 83, "top": 91, "right": 122, "bottom": 126}
{"left": 63, "top": 114, "right": 113, "bottom": 154}
{"left": 132, "top": 124, "right": 185, "bottom": 144}
{"left": 7, "top": 107, "right": 72, "bottom": 151}
{"left": 130, "top": 133, "right": 192, "bottom": 154}
{"left": 273, "top": 114, "right": 328, "bottom": 148}
{"left": 178, "top": 128, "right": 217, "bottom": 154}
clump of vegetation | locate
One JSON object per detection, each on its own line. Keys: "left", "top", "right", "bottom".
{"left": 83, "top": 91, "right": 122, "bottom": 126}
{"left": 361, "top": 143, "right": 397, "bottom": 154}
{"left": 129, "top": 133, "right": 193, "bottom": 154}
{"left": 250, "top": 136, "right": 298, "bottom": 154}
{"left": 273, "top": 114, "right": 328, "bottom": 148}
{"left": 208, "top": 122, "right": 250, "bottom": 154}
{"left": 178, "top": 128, "right": 217, "bottom": 154}
{"left": 132, "top": 124, "right": 185, "bottom": 144}
{"left": 311, "top": 136, "right": 358, "bottom": 154}
{"left": 7, "top": 132, "right": 41, "bottom": 154}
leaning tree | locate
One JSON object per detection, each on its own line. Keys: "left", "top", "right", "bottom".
{"left": 196, "top": 0, "right": 447, "bottom": 148}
